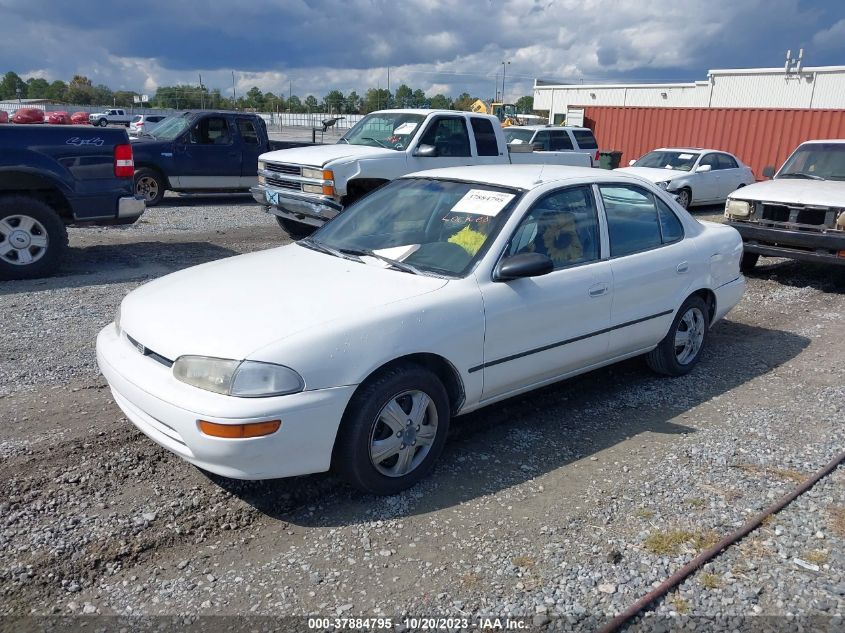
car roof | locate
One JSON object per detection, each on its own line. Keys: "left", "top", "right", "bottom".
{"left": 650, "top": 147, "right": 728, "bottom": 154}
{"left": 798, "top": 139, "right": 845, "bottom": 144}
{"left": 403, "top": 164, "right": 646, "bottom": 190}
{"left": 508, "top": 124, "right": 591, "bottom": 132}
{"left": 373, "top": 109, "right": 474, "bottom": 116}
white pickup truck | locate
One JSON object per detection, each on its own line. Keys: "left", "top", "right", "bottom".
{"left": 251, "top": 109, "right": 593, "bottom": 237}
{"left": 724, "top": 140, "right": 845, "bottom": 270}
{"left": 89, "top": 108, "right": 133, "bottom": 127}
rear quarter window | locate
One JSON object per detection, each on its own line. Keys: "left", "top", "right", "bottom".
{"left": 572, "top": 130, "right": 598, "bottom": 150}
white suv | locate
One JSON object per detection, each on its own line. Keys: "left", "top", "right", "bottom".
{"left": 129, "top": 114, "right": 167, "bottom": 136}
{"left": 505, "top": 125, "right": 600, "bottom": 166}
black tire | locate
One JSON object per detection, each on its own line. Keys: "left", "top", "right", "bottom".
{"left": 97, "top": 118, "right": 108, "bottom": 127}
{"left": 645, "top": 295, "right": 710, "bottom": 377}
{"left": 0, "top": 195, "right": 67, "bottom": 280}
{"left": 333, "top": 363, "right": 450, "bottom": 495}
{"left": 275, "top": 216, "right": 316, "bottom": 240}
{"left": 134, "top": 168, "right": 166, "bottom": 206}
{"left": 740, "top": 251, "right": 759, "bottom": 273}
{"left": 676, "top": 187, "right": 692, "bottom": 209}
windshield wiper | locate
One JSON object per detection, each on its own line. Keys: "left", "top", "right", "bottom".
{"left": 300, "top": 238, "right": 362, "bottom": 262}
{"left": 360, "top": 137, "right": 390, "bottom": 149}
{"left": 779, "top": 172, "right": 825, "bottom": 181}
{"left": 338, "top": 137, "right": 349, "bottom": 144}
{"left": 339, "top": 248, "right": 424, "bottom": 275}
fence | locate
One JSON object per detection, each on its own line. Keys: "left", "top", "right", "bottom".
{"left": 583, "top": 105, "right": 845, "bottom": 179}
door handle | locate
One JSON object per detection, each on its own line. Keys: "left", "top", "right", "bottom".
{"left": 588, "top": 283, "right": 609, "bottom": 297}
{"left": 676, "top": 261, "right": 689, "bottom": 274}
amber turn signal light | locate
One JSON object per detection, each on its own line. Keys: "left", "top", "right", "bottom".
{"left": 198, "top": 420, "right": 281, "bottom": 439}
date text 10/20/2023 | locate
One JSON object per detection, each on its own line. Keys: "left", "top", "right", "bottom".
{"left": 306, "top": 616, "right": 529, "bottom": 630}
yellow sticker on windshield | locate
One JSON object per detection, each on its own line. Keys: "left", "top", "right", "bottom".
{"left": 450, "top": 190, "right": 515, "bottom": 217}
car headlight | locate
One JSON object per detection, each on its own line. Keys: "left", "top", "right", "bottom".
{"left": 257, "top": 160, "right": 265, "bottom": 171}
{"left": 655, "top": 181, "right": 670, "bottom": 190}
{"left": 725, "top": 199, "right": 751, "bottom": 218}
{"left": 173, "top": 356, "right": 304, "bottom": 397}
{"left": 301, "top": 167, "right": 324, "bottom": 180}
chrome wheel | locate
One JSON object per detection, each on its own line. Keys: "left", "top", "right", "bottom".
{"left": 0, "top": 214, "right": 49, "bottom": 266}
{"left": 136, "top": 176, "right": 159, "bottom": 202}
{"left": 369, "top": 389, "right": 438, "bottom": 478}
{"left": 674, "top": 307, "right": 705, "bottom": 365}
{"left": 676, "top": 188, "right": 691, "bottom": 209}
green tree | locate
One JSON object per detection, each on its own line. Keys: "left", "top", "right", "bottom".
{"left": 92, "top": 84, "right": 113, "bottom": 106}
{"left": 428, "top": 93, "right": 451, "bottom": 109}
{"left": 26, "top": 77, "right": 50, "bottom": 99}
{"left": 47, "top": 80, "right": 67, "bottom": 102}
{"left": 287, "top": 95, "right": 303, "bottom": 113}
{"left": 452, "top": 92, "right": 476, "bottom": 111}
{"left": 304, "top": 95, "right": 319, "bottom": 111}
{"left": 363, "top": 88, "right": 391, "bottom": 113}
{"left": 394, "top": 84, "right": 413, "bottom": 108}
{"left": 264, "top": 91, "right": 284, "bottom": 112}
{"left": 412, "top": 89, "right": 427, "bottom": 108}
{"left": 515, "top": 95, "right": 534, "bottom": 113}
{"left": 67, "top": 75, "right": 95, "bottom": 104}
{"left": 113, "top": 91, "right": 137, "bottom": 107}
{"left": 345, "top": 91, "right": 361, "bottom": 114}
{"left": 323, "top": 89, "right": 345, "bottom": 114}
{"left": 244, "top": 86, "right": 265, "bottom": 110}
{"left": 0, "top": 71, "right": 26, "bottom": 100}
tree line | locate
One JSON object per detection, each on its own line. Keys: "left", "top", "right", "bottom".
{"left": 1, "top": 70, "right": 534, "bottom": 114}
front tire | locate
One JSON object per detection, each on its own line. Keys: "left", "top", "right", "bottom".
{"left": 675, "top": 187, "right": 692, "bottom": 209}
{"left": 740, "top": 251, "right": 759, "bottom": 273}
{"left": 134, "top": 168, "right": 166, "bottom": 206}
{"left": 333, "top": 363, "right": 450, "bottom": 495}
{"left": 275, "top": 216, "right": 316, "bottom": 240}
{"left": 645, "top": 295, "right": 709, "bottom": 376}
{"left": 0, "top": 196, "right": 67, "bottom": 280}
{"left": 97, "top": 118, "right": 108, "bottom": 127}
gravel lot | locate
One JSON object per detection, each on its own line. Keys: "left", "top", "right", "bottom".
{"left": 0, "top": 195, "right": 843, "bottom": 631}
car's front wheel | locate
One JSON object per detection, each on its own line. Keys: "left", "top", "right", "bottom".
{"left": 645, "top": 295, "right": 709, "bottom": 376}
{"left": 97, "top": 119, "right": 108, "bottom": 127}
{"left": 740, "top": 251, "right": 759, "bottom": 273}
{"left": 334, "top": 363, "right": 450, "bottom": 495}
{"left": 675, "top": 187, "right": 692, "bottom": 209}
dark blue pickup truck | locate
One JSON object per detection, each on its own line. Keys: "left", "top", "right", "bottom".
{"left": 130, "top": 111, "right": 308, "bottom": 205}
{"left": 0, "top": 124, "right": 144, "bottom": 280}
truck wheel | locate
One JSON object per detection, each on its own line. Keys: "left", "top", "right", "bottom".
{"left": 97, "top": 118, "right": 108, "bottom": 127}
{"left": 0, "top": 196, "right": 68, "bottom": 280}
{"left": 740, "top": 251, "right": 759, "bottom": 273}
{"left": 134, "top": 168, "right": 165, "bottom": 206}
{"left": 275, "top": 216, "right": 315, "bottom": 240}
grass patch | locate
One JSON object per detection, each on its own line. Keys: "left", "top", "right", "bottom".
{"left": 734, "top": 462, "right": 808, "bottom": 483}
{"left": 643, "top": 529, "right": 718, "bottom": 556}
{"left": 511, "top": 556, "right": 535, "bottom": 568}
{"left": 461, "top": 572, "right": 481, "bottom": 588}
{"left": 804, "top": 550, "right": 828, "bottom": 565}
{"left": 829, "top": 506, "right": 845, "bottom": 537}
{"left": 700, "top": 572, "right": 721, "bottom": 589}
{"left": 670, "top": 592, "right": 690, "bottom": 615}
{"left": 687, "top": 498, "right": 706, "bottom": 509}
{"left": 722, "top": 489, "right": 743, "bottom": 502}
{"left": 636, "top": 508, "right": 655, "bottom": 519}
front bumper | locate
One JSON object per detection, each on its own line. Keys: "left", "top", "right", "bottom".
{"left": 96, "top": 324, "right": 356, "bottom": 480}
{"left": 118, "top": 195, "right": 145, "bottom": 220}
{"left": 726, "top": 221, "right": 845, "bottom": 266}
{"left": 250, "top": 185, "right": 343, "bottom": 228}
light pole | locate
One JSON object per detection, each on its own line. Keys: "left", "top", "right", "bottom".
{"left": 501, "top": 60, "right": 510, "bottom": 103}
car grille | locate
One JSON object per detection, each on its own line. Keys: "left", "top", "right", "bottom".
{"left": 264, "top": 177, "right": 302, "bottom": 191}
{"left": 125, "top": 333, "right": 173, "bottom": 367}
{"left": 759, "top": 203, "right": 838, "bottom": 231}
{"left": 265, "top": 163, "right": 301, "bottom": 176}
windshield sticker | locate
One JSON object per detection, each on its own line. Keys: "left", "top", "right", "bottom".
{"left": 393, "top": 122, "right": 417, "bottom": 135}
{"left": 678, "top": 153, "right": 694, "bottom": 159}
{"left": 450, "top": 189, "right": 515, "bottom": 217}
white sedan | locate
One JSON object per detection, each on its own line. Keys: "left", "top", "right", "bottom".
{"left": 616, "top": 148, "right": 756, "bottom": 209}
{"left": 97, "top": 165, "right": 746, "bottom": 495}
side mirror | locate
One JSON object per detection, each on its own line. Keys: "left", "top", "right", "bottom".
{"left": 628, "top": 159, "right": 636, "bottom": 166}
{"left": 762, "top": 165, "right": 775, "bottom": 178}
{"left": 695, "top": 164, "right": 712, "bottom": 173}
{"left": 414, "top": 144, "right": 437, "bottom": 157}
{"left": 494, "top": 253, "right": 554, "bottom": 281}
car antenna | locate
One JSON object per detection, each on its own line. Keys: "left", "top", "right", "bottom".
{"left": 533, "top": 163, "right": 546, "bottom": 185}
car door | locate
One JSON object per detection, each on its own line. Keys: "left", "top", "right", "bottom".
{"left": 477, "top": 185, "right": 613, "bottom": 401}
{"left": 236, "top": 117, "right": 263, "bottom": 186}
{"left": 715, "top": 153, "right": 745, "bottom": 198}
{"left": 596, "top": 184, "right": 693, "bottom": 356}
{"left": 172, "top": 114, "right": 242, "bottom": 189}
{"left": 407, "top": 116, "right": 475, "bottom": 172}
{"left": 693, "top": 153, "right": 721, "bottom": 203}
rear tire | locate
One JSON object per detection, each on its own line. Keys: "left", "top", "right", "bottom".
{"left": 0, "top": 196, "right": 67, "bottom": 280}
{"left": 740, "top": 251, "right": 759, "bottom": 273}
{"left": 275, "top": 216, "right": 316, "bottom": 240}
{"left": 333, "top": 363, "right": 450, "bottom": 495}
{"left": 134, "top": 168, "right": 166, "bottom": 206}
{"left": 645, "top": 295, "right": 709, "bottom": 377}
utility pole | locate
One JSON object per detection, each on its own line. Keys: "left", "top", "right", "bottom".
{"left": 198, "top": 73, "right": 204, "bottom": 109}
{"left": 387, "top": 67, "right": 390, "bottom": 105}
{"left": 501, "top": 60, "right": 510, "bottom": 103}
{"left": 231, "top": 71, "right": 236, "bottom": 105}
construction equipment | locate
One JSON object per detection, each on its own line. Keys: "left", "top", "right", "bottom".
{"left": 470, "top": 99, "right": 523, "bottom": 127}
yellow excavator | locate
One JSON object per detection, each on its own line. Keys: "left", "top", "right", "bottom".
{"left": 470, "top": 99, "right": 523, "bottom": 127}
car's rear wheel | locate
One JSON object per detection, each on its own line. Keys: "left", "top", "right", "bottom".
{"left": 333, "top": 363, "right": 450, "bottom": 495}
{"left": 0, "top": 196, "right": 67, "bottom": 280}
{"left": 275, "top": 216, "right": 316, "bottom": 240}
{"left": 645, "top": 295, "right": 709, "bottom": 376}
{"left": 676, "top": 187, "right": 692, "bottom": 209}
{"left": 134, "top": 168, "right": 165, "bottom": 206}
{"left": 740, "top": 251, "right": 759, "bottom": 273}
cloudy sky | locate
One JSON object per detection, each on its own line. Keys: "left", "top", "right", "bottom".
{"left": 2, "top": 0, "right": 844, "bottom": 101}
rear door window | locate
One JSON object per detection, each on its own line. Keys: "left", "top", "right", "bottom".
{"left": 237, "top": 118, "right": 260, "bottom": 145}
{"left": 548, "top": 131, "right": 574, "bottom": 150}
{"left": 572, "top": 130, "right": 598, "bottom": 149}
{"left": 599, "top": 185, "right": 663, "bottom": 257}
{"left": 717, "top": 153, "right": 739, "bottom": 169}
{"left": 470, "top": 117, "right": 500, "bottom": 156}
{"left": 532, "top": 131, "right": 550, "bottom": 151}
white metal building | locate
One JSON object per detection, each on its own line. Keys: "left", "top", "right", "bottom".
{"left": 534, "top": 65, "right": 845, "bottom": 123}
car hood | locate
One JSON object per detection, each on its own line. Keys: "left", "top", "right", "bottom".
{"left": 728, "top": 178, "right": 845, "bottom": 206}
{"left": 119, "top": 244, "right": 448, "bottom": 362}
{"left": 615, "top": 167, "right": 691, "bottom": 183}
{"left": 260, "top": 143, "right": 399, "bottom": 168}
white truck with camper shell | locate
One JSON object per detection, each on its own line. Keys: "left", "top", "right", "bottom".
{"left": 251, "top": 109, "right": 593, "bottom": 238}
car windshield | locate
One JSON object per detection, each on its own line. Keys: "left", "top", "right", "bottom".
{"left": 339, "top": 113, "right": 425, "bottom": 150}
{"left": 147, "top": 116, "right": 190, "bottom": 140}
{"left": 505, "top": 129, "right": 535, "bottom": 144}
{"left": 777, "top": 143, "right": 845, "bottom": 181}
{"left": 308, "top": 178, "right": 521, "bottom": 277}
{"left": 635, "top": 151, "right": 700, "bottom": 171}
{"left": 131, "top": 115, "right": 143, "bottom": 123}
